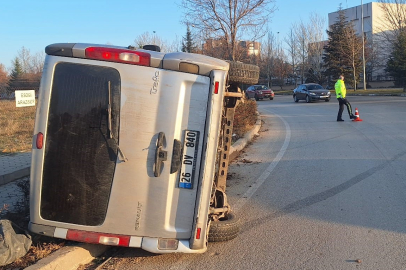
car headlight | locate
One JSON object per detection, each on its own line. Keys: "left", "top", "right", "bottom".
{"left": 309, "top": 92, "right": 316, "bottom": 95}
{"left": 258, "top": 91, "right": 263, "bottom": 94}
{"left": 327, "top": 91, "right": 331, "bottom": 95}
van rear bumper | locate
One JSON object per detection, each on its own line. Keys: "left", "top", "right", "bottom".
{"left": 29, "top": 222, "right": 206, "bottom": 254}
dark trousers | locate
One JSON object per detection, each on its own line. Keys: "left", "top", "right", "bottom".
{"left": 337, "top": 98, "right": 353, "bottom": 120}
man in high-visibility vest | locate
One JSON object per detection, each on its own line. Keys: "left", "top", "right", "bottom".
{"left": 335, "top": 75, "right": 355, "bottom": 122}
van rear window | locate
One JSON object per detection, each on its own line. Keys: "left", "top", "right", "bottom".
{"left": 40, "top": 62, "right": 121, "bottom": 226}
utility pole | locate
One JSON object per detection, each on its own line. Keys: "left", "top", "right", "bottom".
{"left": 361, "top": 0, "right": 366, "bottom": 90}
{"left": 302, "top": 37, "right": 305, "bottom": 84}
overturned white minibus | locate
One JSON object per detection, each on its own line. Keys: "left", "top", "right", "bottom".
{"left": 29, "top": 43, "right": 259, "bottom": 253}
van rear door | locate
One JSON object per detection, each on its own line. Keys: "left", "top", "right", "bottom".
{"left": 109, "top": 66, "right": 211, "bottom": 239}
{"left": 35, "top": 56, "right": 212, "bottom": 239}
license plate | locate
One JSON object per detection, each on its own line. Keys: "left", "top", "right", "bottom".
{"left": 179, "top": 130, "right": 200, "bottom": 189}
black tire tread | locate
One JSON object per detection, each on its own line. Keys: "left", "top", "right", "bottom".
{"left": 208, "top": 212, "right": 240, "bottom": 242}
{"left": 227, "top": 61, "right": 259, "bottom": 85}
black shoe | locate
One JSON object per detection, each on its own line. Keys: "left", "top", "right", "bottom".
{"left": 350, "top": 114, "right": 355, "bottom": 119}
{"left": 337, "top": 119, "right": 344, "bottom": 122}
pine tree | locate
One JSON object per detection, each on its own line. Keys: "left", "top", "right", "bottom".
{"left": 10, "top": 58, "right": 23, "bottom": 79}
{"left": 323, "top": 7, "right": 363, "bottom": 89}
{"left": 182, "top": 25, "right": 197, "bottom": 53}
{"left": 8, "top": 58, "right": 25, "bottom": 91}
{"left": 386, "top": 31, "right": 406, "bottom": 91}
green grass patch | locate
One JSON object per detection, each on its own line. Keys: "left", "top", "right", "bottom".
{"left": 346, "top": 88, "right": 404, "bottom": 95}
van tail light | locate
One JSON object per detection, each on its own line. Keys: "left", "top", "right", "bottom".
{"left": 158, "top": 238, "right": 179, "bottom": 250}
{"left": 66, "top": 229, "right": 130, "bottom": 247}
{"left": 196, "top": 228, "right": 201, "bottom": 239}
{"left": 214, "top": 81, "right": 219, "bottom": 94}
{"left": 85, "top": 47, "right": 150, "bottom": 66}
{"left": 36, "top": 132, "right": 43, "bottom": 149}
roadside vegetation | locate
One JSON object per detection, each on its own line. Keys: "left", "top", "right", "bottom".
{"left": 233, "top": 99, "right": 258, "bottom": 141}
{"left": 0, "top": 100, "right": 36, "bottom": 153}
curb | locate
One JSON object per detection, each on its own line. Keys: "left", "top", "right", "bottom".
{"left": 0, "top": 167, "right": 30, "bottom": 186}
{"left": 24, "top": 244, "right": 109, "bottom": 270}
{"left": 229, "top": 115, "right": 262, "bottom": 161}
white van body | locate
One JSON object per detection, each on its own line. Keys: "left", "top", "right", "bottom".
{"left": 29, "top": 43, "right": 231, "bottom": 253}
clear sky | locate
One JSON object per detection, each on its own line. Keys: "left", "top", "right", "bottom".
{"left": 0, "top": 0, "right": 368, "bottom": 71}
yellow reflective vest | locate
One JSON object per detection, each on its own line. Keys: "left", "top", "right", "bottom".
{"left": 335, "top": 79, "right": 346, "bottom": 98}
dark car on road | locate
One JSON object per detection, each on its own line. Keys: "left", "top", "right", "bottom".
{"left": 245, "top": 85, "right": 274, "bottom": 101}
{"left": 293, "top": 83, "right": 331, "bottom": 103}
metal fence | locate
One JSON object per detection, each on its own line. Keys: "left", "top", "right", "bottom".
{"left": 0, "top": 86, "right": 38, "bottom": 153}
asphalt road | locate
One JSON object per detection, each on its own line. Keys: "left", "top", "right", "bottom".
{"left": 95, "top": 95, "right": 406, "bottom": 270}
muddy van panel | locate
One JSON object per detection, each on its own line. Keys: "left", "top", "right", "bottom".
{"left": 30, "top": 43, "right": 231, "bottom": 253}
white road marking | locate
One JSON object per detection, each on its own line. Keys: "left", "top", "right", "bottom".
{"left": 168, "top": 109, "right": 290, "bottom": 270}
{"left": 233, "top": 110, "right": 291, "bottom": 212}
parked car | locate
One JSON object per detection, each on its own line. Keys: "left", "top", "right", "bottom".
{"left": 293, "top": 83, "right": 331, "bottom": 103}
{"left": 29, "top": 43, "right": 259, "bottom": 254}
{"left": 245, "top": 85, "right": 274, "bottom": 100}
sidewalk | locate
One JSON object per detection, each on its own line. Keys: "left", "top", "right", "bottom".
{"left": 0, "top": 152, "right": 31, "bottom": 217}
{"left": 0, "top": 152, "right": 31, "bottom": 186}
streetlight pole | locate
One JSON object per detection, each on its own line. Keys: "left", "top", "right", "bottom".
{"left": 361, "top": 0, "right": 366, "bottom": 90}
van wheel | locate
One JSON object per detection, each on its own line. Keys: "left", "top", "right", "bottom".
{"left": 227, "top": 61, "right": 259, "bottom": 85}
{"left": 208, "top": 212, "right": 240, "bottom": 242}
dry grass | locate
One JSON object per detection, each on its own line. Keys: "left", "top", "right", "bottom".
{"left": 0, "top": 100, "right": 36, "bottom": 153}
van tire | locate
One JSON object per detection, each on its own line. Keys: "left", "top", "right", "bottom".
{"left": 208, "top": 212, "right": 240, "bottom": 242}
{"left": 227, "top": 61, "right": 259, "bottom": 85}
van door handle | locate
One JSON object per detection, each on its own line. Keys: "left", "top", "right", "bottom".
{"left": 154, "top": 132, "right": 167, "bottom": 177}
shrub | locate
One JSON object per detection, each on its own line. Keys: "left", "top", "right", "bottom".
{"left": 232, "top": 99, "right": 258, "bottom": 141}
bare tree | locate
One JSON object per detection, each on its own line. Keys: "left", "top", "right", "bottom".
{"left": 14, "top": 47, "right": 45, "bottom": 75}
{"left": 285, "top": 26, "right": 299, "bottom": 86}
{"left": 306, "top": 14, "right": 326, "bottom": 84}
{"left": 273, "top": 49, "right": 290, "bottom": 89}
{"left": 292, "top": 14, "right": 326, "bottom": 85}
{"left": 294, "top": 21, "right": 309, "bottom": 84}
{"left": 182, "top": 0, "right": 276, "bottom": 61}
{"left": 30, "top": 51, "right": 45, "bottom": 74}
{"left": 375, "top": 1, "right": 406, "bottom": 80}
{"left": 377, "top": 0, "right": 406, "bottom": 38}
{"left": 340, "top": 26, "right": 364, "bottom": 89}
{"left": 259, "top": 31, "right": 276, "bottom": 87}
{"left": 17, "top": 47, "right": 32, "bottom": 74}
{"left": 133, "top": 32, "right": 178, "bottom": 53}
